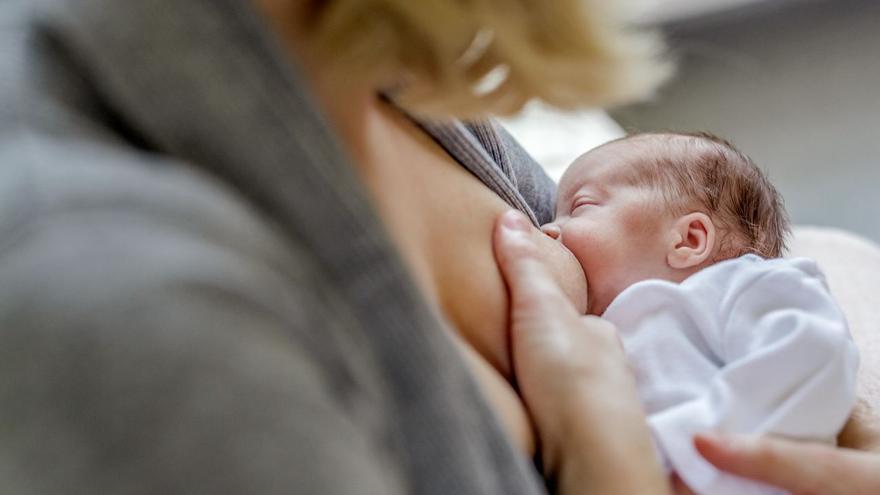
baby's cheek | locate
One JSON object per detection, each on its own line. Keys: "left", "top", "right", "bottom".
{"left": 560, "top": 226, "right": 601, "bottom": 268}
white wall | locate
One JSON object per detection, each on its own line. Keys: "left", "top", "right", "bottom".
{"left": 501, "top": 104, "right": 624, "bottom": 182}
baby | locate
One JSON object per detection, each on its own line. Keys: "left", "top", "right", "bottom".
{"left": 541, "top": 132, "right": 859, "bottom": 495}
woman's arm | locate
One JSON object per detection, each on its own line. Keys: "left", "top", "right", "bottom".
{"left": 0, "top": 191, "right": 405, "bottom": 494}
{"left": 789, "top": 226, "right": 880, "bottom": 451}
{"left": 789, "top": 226, "right": 880, "bottom": 415}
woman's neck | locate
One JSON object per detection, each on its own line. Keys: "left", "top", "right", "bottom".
{"left": 252, "top": 0, "right": 378, "bottom": 166}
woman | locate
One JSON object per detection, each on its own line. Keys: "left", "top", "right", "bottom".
{"left": 0, "top": 0, "right": 877, "bottom": 493}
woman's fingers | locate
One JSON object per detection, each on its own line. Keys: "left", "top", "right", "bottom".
{"left": 493, "top": 209, "right": 670, "bottom": 494}
{"left": 493, "top": 209, "right": 580, "bottom": 396}
{"left": 493, "top": 210, "right": 606, "bottom": 374}
{"left": 694, "top": 433, "right": 880, "bottom": 495}
{"left": 492, "top": 210, "right": 577, "bottom": 320}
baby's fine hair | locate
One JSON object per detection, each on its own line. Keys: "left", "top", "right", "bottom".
{"left": 616, "top": 132, "right": 790, "bottom": 259}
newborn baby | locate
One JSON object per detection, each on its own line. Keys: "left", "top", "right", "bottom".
{"left": 541, "top": 132, "right": 859, "bottom": 495}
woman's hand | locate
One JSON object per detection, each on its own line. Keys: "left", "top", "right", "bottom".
{"left": 685, "top": 399, "right": 880, "bottom": 494}
{"left": 692, "top": 432, "right": 880, "bottom": 494}
{"left": 493, "top": 210, "right": 670, "bottom": 495}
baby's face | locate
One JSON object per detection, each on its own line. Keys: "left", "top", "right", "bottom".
{"left": 542, "top": 143, "right": 675, "bottom": 315}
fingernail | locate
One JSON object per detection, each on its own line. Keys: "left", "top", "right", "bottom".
{"left": 501, "top": 210, "right": 531, "bottom": 232}
{"left": 697, "top": 432, "right": 742, "bottom": 450}
{"left": 696, "top": 432, "right": 728, "bottom": 446}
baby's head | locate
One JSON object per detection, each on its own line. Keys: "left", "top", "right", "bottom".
{"left": 543, "top": 132, "right": 790, "bottom": 315}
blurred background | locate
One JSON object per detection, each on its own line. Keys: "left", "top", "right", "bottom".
{"left": 503, "top": 0, "right": 880, "bottom": 243}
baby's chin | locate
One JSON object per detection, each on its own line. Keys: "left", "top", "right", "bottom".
{"left": 587, "top": 302, "right": 607, "bottom": 317}
{"left": 584, "top": 288, "right": 615, "bottom": 316}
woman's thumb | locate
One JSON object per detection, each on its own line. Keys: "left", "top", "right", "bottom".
{"left": 493, "top": 210, "right": 572, "bottom": 319}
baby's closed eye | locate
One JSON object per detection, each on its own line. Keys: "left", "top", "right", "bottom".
{"left": 571, "top": 198, "right": 601, "bottom": 213}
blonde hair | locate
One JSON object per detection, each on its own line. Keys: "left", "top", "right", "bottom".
{"left": 303, "top": 0, "right": 672, "bottom": 118}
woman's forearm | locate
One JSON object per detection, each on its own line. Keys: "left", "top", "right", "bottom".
{"left": 548, "top": 369, "right": 672, "bottom": 495}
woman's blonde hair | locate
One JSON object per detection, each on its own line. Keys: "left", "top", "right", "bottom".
{"left": 304, "top": 0, "right": 672, "bottom": 118}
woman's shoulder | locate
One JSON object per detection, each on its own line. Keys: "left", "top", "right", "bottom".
{"left": 0, "top": 131, "right": 345, "bottom": 342}
{"left": 0, "top": 132, "right": 422, "bottom": 492}
{"left": 0, "top": 131, "right": 298, "bottom": 269}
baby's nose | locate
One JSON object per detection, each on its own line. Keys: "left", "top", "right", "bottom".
{"left": 540, "top": 223, "right": 561, "bottom": 240}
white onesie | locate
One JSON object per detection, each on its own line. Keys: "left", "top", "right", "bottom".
{"left": 602, "top": 254, "right": 859, "bottom": 495}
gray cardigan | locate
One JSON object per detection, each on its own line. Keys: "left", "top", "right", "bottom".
{"left": 0, "top": 1, "right": 557, "bottom": 493}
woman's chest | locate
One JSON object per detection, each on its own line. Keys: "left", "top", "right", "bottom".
{"left": 352, "top": 105, "right": 535, "bottom": 453}
{"left": 356, "top": 108, "right": 515, "bottom": 375}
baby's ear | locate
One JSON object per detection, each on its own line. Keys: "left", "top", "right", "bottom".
{"left": 666, "top": 212, "right": 716, "bottom": 269}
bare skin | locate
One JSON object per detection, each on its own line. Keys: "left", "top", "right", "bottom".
{"left": 253, "top": 1, "right": 880, "bottom": 492}
{"left": 494, "top": 211, "right": 672, "bottom": 494}
{"left": 251, "top": 0, "right": 586, "bottom": 455}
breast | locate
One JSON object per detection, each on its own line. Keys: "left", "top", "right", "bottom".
{"left": 355, "top": 108, "right": 516, "bottom": 375}
{"left": 354, "top": 101, "right": 538, "bottom": 452}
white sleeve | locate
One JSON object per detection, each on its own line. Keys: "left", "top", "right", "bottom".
{"left": 649, "top": 261, "right": 859, "bottom": 495}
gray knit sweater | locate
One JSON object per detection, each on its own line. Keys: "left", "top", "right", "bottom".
{"left": 0, "top": 1, "right": 557, "bottom": 493}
